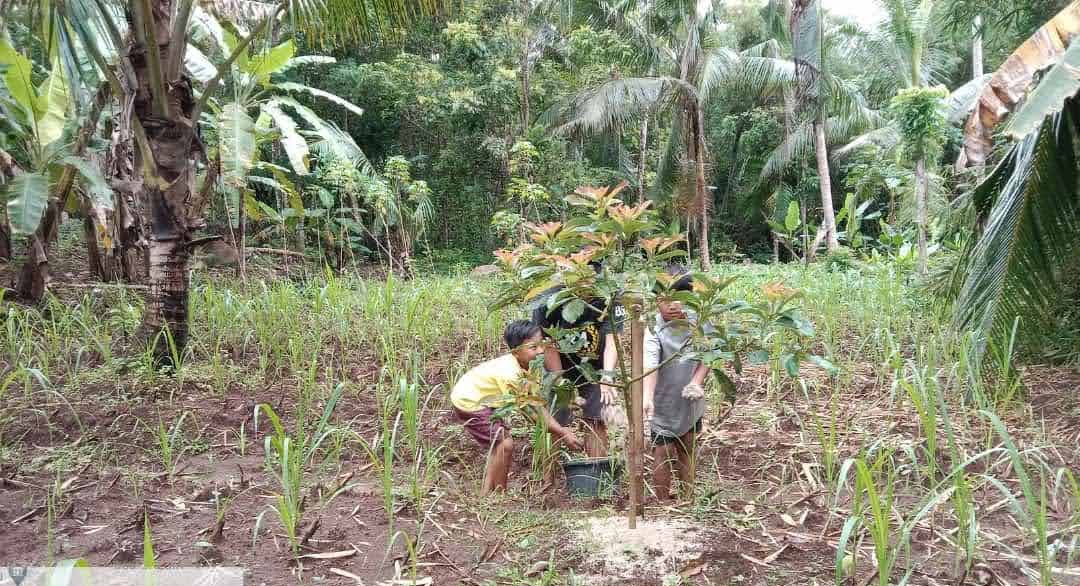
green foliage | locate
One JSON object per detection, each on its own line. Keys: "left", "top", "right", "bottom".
{"left": 889, "top": 86, "right": 950, "bottom": 162}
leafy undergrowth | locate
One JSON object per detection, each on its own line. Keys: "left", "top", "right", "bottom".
{"left": 0, "top": 256, "right": 1078, "bottom": 586}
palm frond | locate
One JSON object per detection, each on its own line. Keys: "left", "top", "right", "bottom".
{"left": 945, "top": 73, "right": 991, "bottom": 124}
{"left": 955, "top": 101, "right": 1080, "bottom": 349}
{"left": 833, "top": 125, "right": 900, "bottom": 159}
{"left": 654, "top": 110, "right": 686, "bottom": 200}
{"left": 547, "top": 77, "right": 669, "bottom": 136}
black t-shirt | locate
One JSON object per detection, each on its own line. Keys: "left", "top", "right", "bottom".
{"left": 532, "top": 289, "right": 626, "bottom": 388}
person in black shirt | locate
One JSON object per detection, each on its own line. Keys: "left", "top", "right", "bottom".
{"left": 532, "top": 289, "right": 625, "bottom": 457}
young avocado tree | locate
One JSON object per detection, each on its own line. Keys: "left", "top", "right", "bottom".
{"left": 492, "top": 182, "right": 835, "bottom": 518}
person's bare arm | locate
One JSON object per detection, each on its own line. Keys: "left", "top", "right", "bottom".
{"left": 643, "top": 370, "right": 658, "bottom": 421}
{"left": 543, "top": 344, "right": 563, "bottom": 373}
{"left": 690, "top": 362, "right": 709, "bottom": 386}
{"left": 540, "top": 407, "right": 582, "bottom": 451}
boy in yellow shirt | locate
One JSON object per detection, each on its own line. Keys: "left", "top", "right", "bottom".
{"left": 451, "top": 320, "right": 583, "bottom": 494}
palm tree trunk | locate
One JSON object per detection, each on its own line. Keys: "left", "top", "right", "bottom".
{"left": 637, "top": 113, "right": 649, "bottom": 203}
{"left": 972, "top": 15, "right": 983, "bottom": 78}
{"left": 693, "top": 106, "right": 711, "bottom": 271}
{"left": 520, "top": 52, "right": 531, "bottom": 131}
{"left": 133, "top": 0, "right": 199, "bottom": 363}
{"left": 915, "top": 156, "right": 929, "bottom": 275}
{"left": 812, "top": 118, "right": 839, "bottom": 253}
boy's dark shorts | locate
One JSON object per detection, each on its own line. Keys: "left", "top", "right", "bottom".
{"left": 651, "top": 418, "right": 703, "bottom": 447}
{"left": 550, "top": 383, "right": 603, "bottom": 426}
{"left": 454, "top": 406, "right": 510, "bottom": 448}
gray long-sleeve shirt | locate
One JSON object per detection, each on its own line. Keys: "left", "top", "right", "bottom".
{"left": 645, "top": 312, "right": 711, "bottom": 438}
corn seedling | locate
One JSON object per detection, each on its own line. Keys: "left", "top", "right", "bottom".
{"left": 981, "top": 410, "right": 1054, "bottom": 585}
{"left": 836, "top": 454, "right": 958, "bottom": 586}
{"left": 398, "top": 374, "right": 422, "bottom": 457}
{"left": 355, "top": 403, "right": 401, "bottom": 527}
{"left": 147, "top": 411, "right": 191, "bottom": 478}
{"left": 530, "top": 416, "right": 556, "bottom": 485}
{"left": 143, "top": 512, "right": 156, "bottom": 569}
{"left": 809, "top": 391, "right": 842, "bottom": 495}
{"left": 900, "top": 365, "right": 941, "bottom": 484}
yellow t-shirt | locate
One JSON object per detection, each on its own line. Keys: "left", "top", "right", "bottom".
{"left": 450, "top": 354, "right": 525, "bottom": 413}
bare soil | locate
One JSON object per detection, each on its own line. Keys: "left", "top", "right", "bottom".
{"left": 1, "top": 248, "right": 1078, "bottom": 585}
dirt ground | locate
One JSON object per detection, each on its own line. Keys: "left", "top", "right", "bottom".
{"left": 2, "top": 361, "right": 1078, "bottom": 585}
{"left": 2, "top": 248, "right": 1079, "bottom": 585}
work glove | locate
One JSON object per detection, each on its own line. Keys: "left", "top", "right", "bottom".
{"left": 681, "top": 382, "right": 705, "bottom": 400}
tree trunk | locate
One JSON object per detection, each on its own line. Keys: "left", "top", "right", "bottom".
{"left": 972, "top": 16, "right": 983, "bottom": 78}
{"left": 14, "top": 84, "right": 111, "bottom": 301}
{"left": 637, "top": 113, "right": 649, "bottom": 203}
{"left": 235, "top": 194, "right": 246, "bottom": 280}
{"left": 520, "top": 53, "right": 531, "bottom": 131}
{"left": 915, "top": 156, "right": 929, "bottom": 275}
{"left": 692, "top": 106, "right": 711, "bottom": 271}
{"left": 0, "top": 224, "right": 10, "bottom": 261}
{"left": 812, "top": 118, "right": 839, "bottom": 254}
{"left": 132, "top": 0, "right": 201, "bottom": 364}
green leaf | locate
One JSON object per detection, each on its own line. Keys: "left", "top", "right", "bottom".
{"left": 1006, "top": 38, "right": 1080, "bottom": 140}
{"left": 280, "top": 56, "right": 336, "bottom": 72}
{"left": 562, "top": 299, "right": 586, "bottom": 323}
{"left": 143, "top": 512, "right": 156, "bottom": 569}
{"left": 62, "top": 157, "right": 113, "bottom": 210}
{"left": 48, "top": 558, "right": 89, "bottom": 586}
{"left": 184, "top": 45, "right": 217, "bottom": 84}
{"left": 747, "top": 349, "right": 770, "bottom": 365}
{"left": 781, "top": 353, "right": 800, "bottom": 377}
{"left": 808, "top": 354, "right": 838, "bottom": 375}
{"left": 784, "top": 200, "right": 801, "bottom": 233}
{"left": 261, "top": 101, "right": 310, "bottom": 175}
{"left": 219, "top": 102, "right": 256, "bottom": 188}
{"left": 5, "top": 171, "right": 50, "bottom": 236}
{"left": 0, "top": 41, "right": 40, "bottom": 121}
{"left": 713, "top": 369, "right": 737, "bottom": 405}
{"left": 270, "top": 97, "right": 370, "bottom": 172}
{"left": 36, "top": 60, "right": 70, "bottom": 147}
{"left": 275, "top": 82, "right": 364, "bottom": 117}
{"left": 243, "top": 40, "right": 295, "bottom": 85}
{"left": 318, "top": 187, "right": 334, "bottom": 208}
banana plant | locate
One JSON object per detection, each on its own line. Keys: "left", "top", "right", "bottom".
{"left": 0, "top": 42, "right": 112, "bottom": 238}
{"left": 202, "top": 32, "right": 366, "bottom": 222}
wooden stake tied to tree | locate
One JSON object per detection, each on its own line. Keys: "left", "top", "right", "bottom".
{"left": 493, "top": 183, "right": 835, "bottom": 518}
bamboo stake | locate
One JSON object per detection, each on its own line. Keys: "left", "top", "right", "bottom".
{"left": 628, "top": 302, "right": 645, "bottom": 529}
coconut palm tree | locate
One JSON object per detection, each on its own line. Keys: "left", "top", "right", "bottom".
{"left": 949, "top": 4, "right": 1080, "bottom": 355}
{"left": 759, "top": 0, "right": 881, "bottom": 257}
{"left": 6, "top": 0, "right": 441, "bottom": 363}
{"left": 549, "top": 0, "right": 794, "bottom": 270}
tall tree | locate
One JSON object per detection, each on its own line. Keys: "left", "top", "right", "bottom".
{"left": 551, "top": 0, "right": 793, "bottom": 269}
{"left": 24, "top": 0, "right": 442, "bottom": 363}
{"left": 875, "top": 0, "right": 940, "bottom": 274}
{"left": 759, "top": 0, "right": 879, "bottom": 257}
{"left": 790, "top": 0, "right": 838, "bottom": 252}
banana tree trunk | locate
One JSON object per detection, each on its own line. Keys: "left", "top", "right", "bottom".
{"left": 14, "top": 84, "right": 111, "bottom": 302}
{"left": 132, "top": 0, "right": 200, "bottom": 364}
{"left": 812, "top": 118, "right": 839, "bottom": 253}
{"left": 915, "top": 156, "right": 929, "bottom": 275}
{"left": 0, "top": 225, "right": 10, "bottom": 261}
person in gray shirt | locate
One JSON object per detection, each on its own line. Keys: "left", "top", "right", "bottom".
{"left": 643, "top": 265, "right": 712, "bottom": 501}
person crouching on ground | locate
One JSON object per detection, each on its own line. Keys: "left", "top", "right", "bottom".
{"left": 643, "top": 265, "right": 712, "bottom": 501}
{"left": 450, "top": 320, "right": 584, "bottom": 494}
